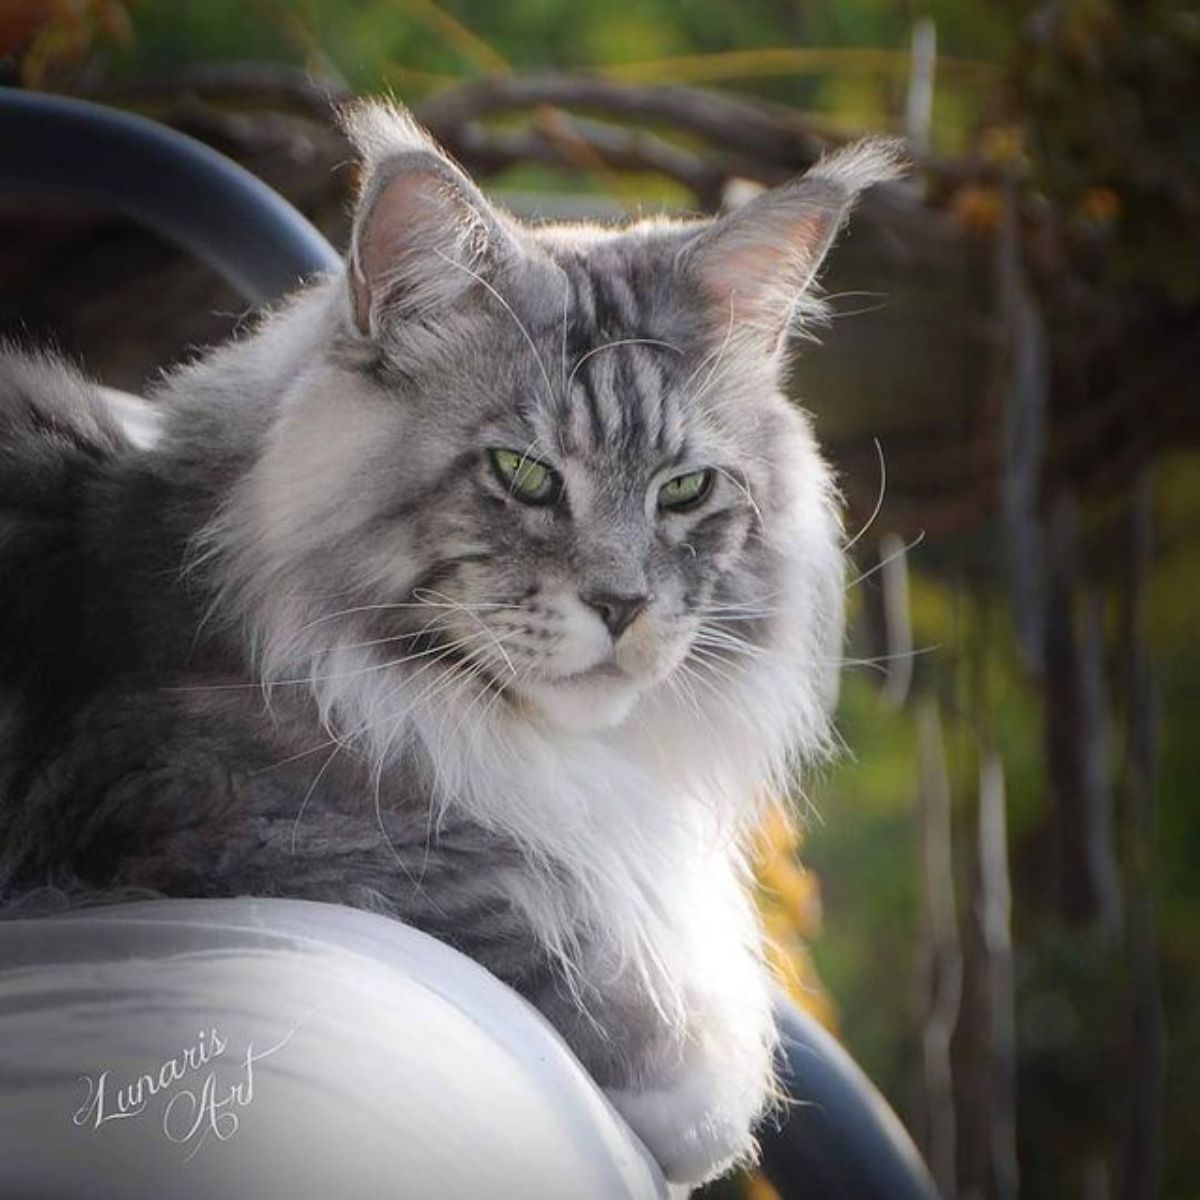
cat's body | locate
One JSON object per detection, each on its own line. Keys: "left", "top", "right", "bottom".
{"left": 0, "top": 106, "right": 898, "bottom": 1185}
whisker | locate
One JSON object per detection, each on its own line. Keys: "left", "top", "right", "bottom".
{"left": 420, "top": 658, "right": 499, "bottom": 802}
{"left": 846, "top": 529, "right": 925, "bottom": 589}
{"left": 369, "top": 711, "right": 423, "bottom": 888}
{"left": 697, "top": 610, "right": 784, "bottom": 624}
{"left": 843, "top": 437, "right": 887, "bottom": 553}
{"left": 250, "top": 735, "right": 342, "bottom": 776}
{"left": 833, "top": 644, "right": 941, "bottom": 672}
{"left": 671, "top": 661, "right": 736, "bottom": 743}
{"left": 163, "top": 628, "right": 498, "bottom": 693}
{"left": 565, "top": 338, "right": 683, "bottom": 398}
{"left": 413, "top": 588, "right": 517, "bottom": 675}
{"left": 289, "top": 739, "right": 346, "bottom": 856}
{"left": 286, "top": 655, "right": 453, "bottom": 850}
{"left": 292, "top": 597, "right": 520, "bottom": 639}
{"left": 693, "top": 629, "right": 765, "bottom": 660}
{"left": 310, "top": 608, "right": 462, "bottom": 656}
{"left": 438, "top": 645, "right": 517, "bottom": 753}
{"left": 698, "top": 592, "right": 783, "bottom": 612}
{"left": 694, "top": 595, "right": 786, "bottom": 624}
{"left": 823, "top": 290, "right": 892, "bottom": 320}
{"left": 668, "top": 662, "right": 721, "bottom": 741}
{"left": 687, "top": 644, "right": 756, "bottom": 691}
{"left": 711, "top": 465, "right": 766, "bottom": 531}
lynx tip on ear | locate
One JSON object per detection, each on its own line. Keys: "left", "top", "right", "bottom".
{"left": 803, "top": 136, "right": 910, "bottom": 198}
{"left": 337, "top": 98, "right": 445, "bottom": 181}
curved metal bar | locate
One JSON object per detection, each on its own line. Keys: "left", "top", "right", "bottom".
{"left": 763, "top": 998, "right": 941, "bottom": 1199}
{"left": 0, "top": 88, "right": 938, "bottom": 1200}
{"left": 0, "top": 88, "right": 341, "bottom": 304}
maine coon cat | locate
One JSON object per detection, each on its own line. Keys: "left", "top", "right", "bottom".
{"left": 0, "top": 102, "right": 899, "bottom": 1186}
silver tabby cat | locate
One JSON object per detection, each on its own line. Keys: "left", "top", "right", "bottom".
{"left": 0, "top": 104, "right": 899, "bottom": 1185}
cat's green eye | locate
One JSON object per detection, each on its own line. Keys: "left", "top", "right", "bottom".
{"left": 488, "top": 448, "right": 559, "bottom": 506}
{"left": 658, "top": 468, "right": 714, "bottom": 513}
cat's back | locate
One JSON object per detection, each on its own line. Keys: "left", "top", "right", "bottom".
{"left": 0, "top": 350, "right": 281, "bottom": 893}
{"left": 0, "top": 350, "right": 145, "bottom": 709}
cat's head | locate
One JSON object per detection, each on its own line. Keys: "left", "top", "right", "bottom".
{"left": 222, "top": 103, "right": 899, "bottom": 764}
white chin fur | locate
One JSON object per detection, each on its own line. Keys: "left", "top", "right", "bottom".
{"left": 520, "top": 674, "right": 643, "bottom": 733}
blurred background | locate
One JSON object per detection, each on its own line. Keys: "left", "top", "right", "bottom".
{"left": 1, "top": 2, "right": 1196, "bottom": 1198}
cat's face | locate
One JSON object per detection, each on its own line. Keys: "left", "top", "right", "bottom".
{"left": 239, "top": 107, "right": 898, "bottom": 741}
{"left": 336, "top": 239, "right": 805, "bottom": 732}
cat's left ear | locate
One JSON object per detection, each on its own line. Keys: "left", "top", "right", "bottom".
{"left": 682, "top": 139, "right": 905, "bottom": 357}
{"left": 341, "top": 102, "right": 520, "bottom": 339}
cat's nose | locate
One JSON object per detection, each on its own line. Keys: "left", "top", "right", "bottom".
{"left": 582, "top": 589, "right": 649, "bottom": 640}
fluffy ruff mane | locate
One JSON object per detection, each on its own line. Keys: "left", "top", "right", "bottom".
{"left": 187, "top": 317, "right": 845, "bottom": 1035}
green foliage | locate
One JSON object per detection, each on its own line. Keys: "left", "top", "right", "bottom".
{"left": 100, "top": 0, "right": 1006, "bottom": 151}
{"left": 808, "top": 461, "right": 1200, "bottom": 1200}
{"left": 804, "top": 673, "right": 924, "bottom": 1100}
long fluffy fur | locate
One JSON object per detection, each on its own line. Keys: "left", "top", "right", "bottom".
{"left": 0, "top": 102, "right": 898, "bottom": 1186}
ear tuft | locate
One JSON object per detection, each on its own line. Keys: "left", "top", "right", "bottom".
{"left": 338, "top": 99, "right": 445, "bottom": 177}
{"left": 802, "top": 136, "right": 909, "bottom": 197}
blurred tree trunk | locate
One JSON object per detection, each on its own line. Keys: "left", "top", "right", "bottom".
{"left": 1043, "top": 491, "right": 1122, "bottom": 931}
{"left": 977, "top": 752, "right": 1018, "bottom": 1200}
{"left": 917, "top": 698, "right": 962, "bottom": 1199}
{"left": 1118, "top": 472, "right": 1164, "bottom": 1200}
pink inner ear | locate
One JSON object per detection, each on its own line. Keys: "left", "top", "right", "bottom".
{"left": 696, "top": 208, "right": 831, "bottom": 329}
{"left": 351, "top": 167, "right": 478, "bottom": 335}
{"left": 353, "top": 171, "right": 437, "bottom": 327}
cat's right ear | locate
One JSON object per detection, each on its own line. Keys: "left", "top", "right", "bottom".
{"left": 342, "top": 103, "right": 518, "bottom": 339}
{"left": 680, "top": 138, "right": 905, "bottom": 359}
